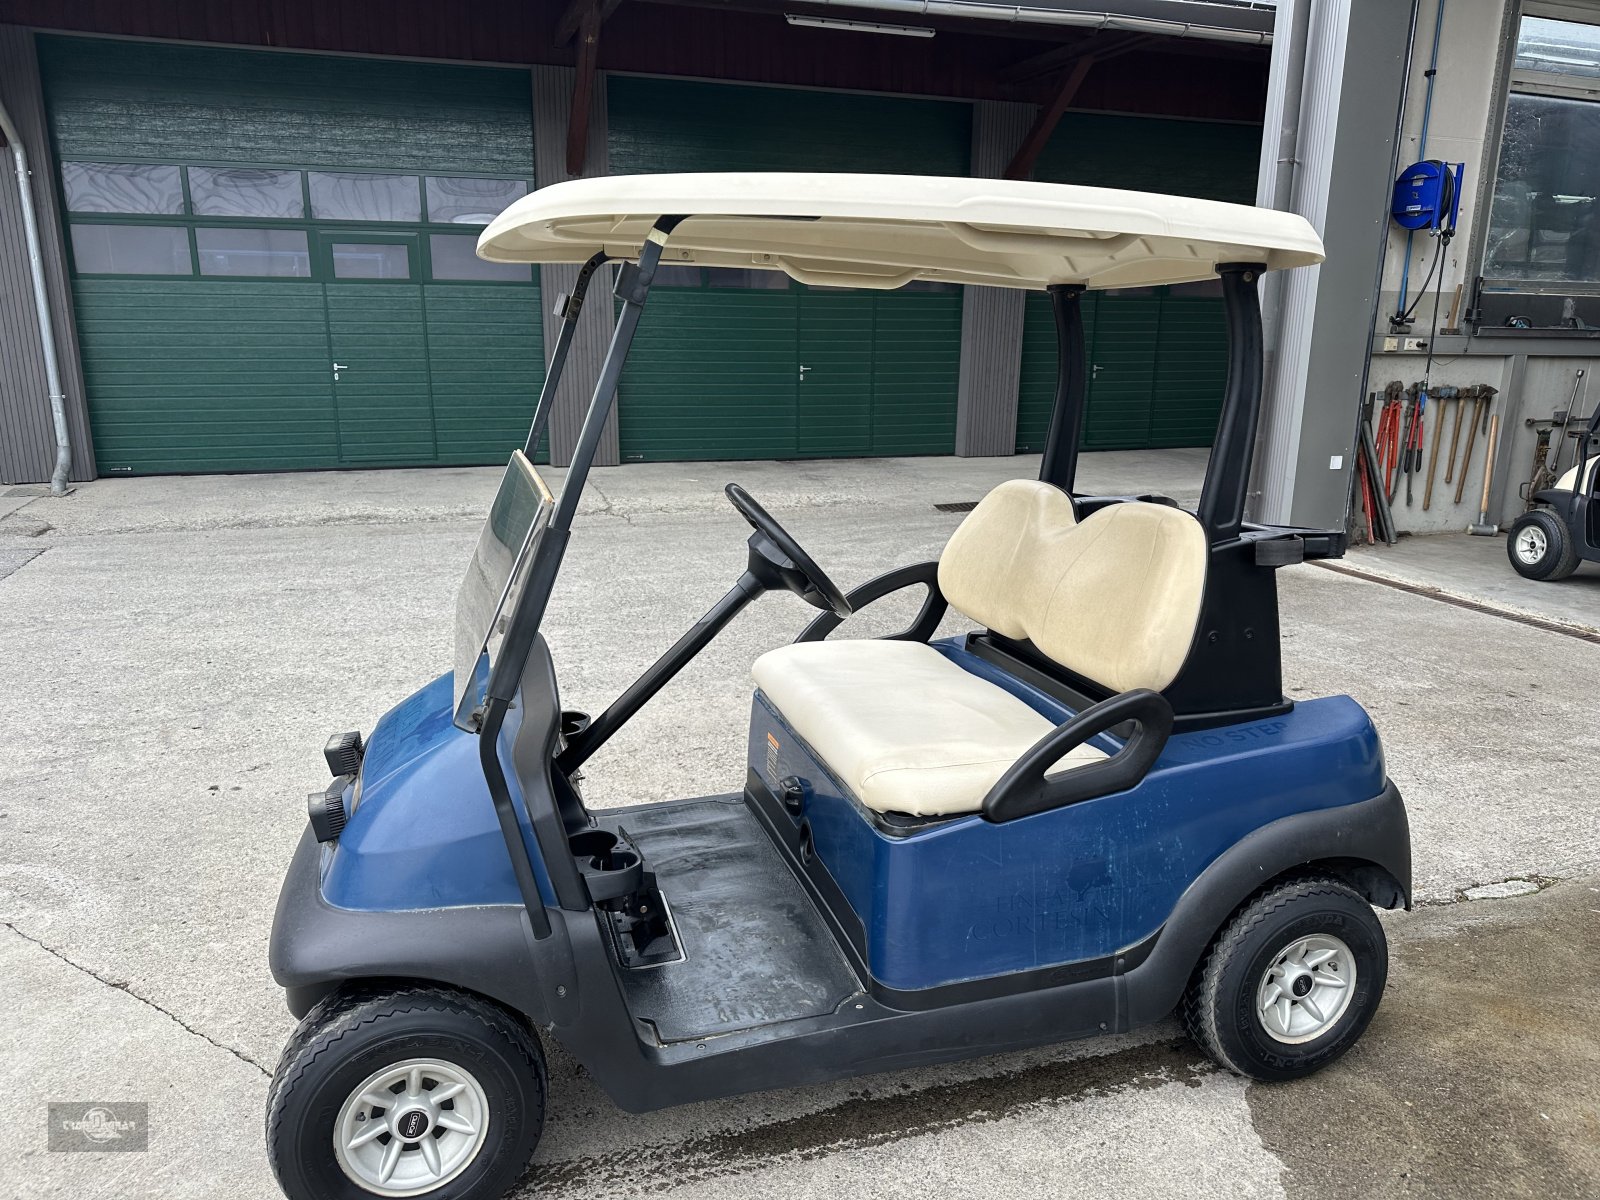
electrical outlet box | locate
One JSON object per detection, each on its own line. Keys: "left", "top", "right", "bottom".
{"left": 1383, "top": 336, "right": 1399, "bottom": 351}
{"left": 1403, "top": 337, "right": 1428, "bottom": 351}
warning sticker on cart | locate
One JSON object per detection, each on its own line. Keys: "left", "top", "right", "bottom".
{"left": 765, "top": 731, "right": 780, "bottom": 785}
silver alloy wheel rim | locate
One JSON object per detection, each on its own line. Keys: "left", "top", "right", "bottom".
{"left": 1514, "top": 524, "right": 1549, "bottom": 565}
{"left": 334, "top": 1058, "right": 490, "bottom": 1196}
{"left": 1255, "top": 934, "right": 1357, "bottom": 1044}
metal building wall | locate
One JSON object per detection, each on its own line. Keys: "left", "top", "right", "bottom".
{"left": 532, "top": 64, "right": 618, "bottom": 469}
{"left": 954, "top": 100, "right": 1033, "bottom": 458}
{"left": 0, "top": 24, "right": 93, "bottom": 485}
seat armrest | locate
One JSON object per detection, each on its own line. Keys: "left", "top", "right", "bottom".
{"left": 982, "top": 689, "right": 1173, "bottom": 823}
{"left": 795, "top": 561, "right": 948, "bottom": 644}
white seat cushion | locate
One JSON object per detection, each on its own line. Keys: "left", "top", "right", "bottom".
{"left": 752, "top": 640, "right": 1105, "bottom": 817}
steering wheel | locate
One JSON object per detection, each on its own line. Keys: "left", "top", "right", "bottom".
{"left": 726, "top": 483, "right": 852, "bottom": 619}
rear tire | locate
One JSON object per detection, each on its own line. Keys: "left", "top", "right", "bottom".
{"left": 1181, "top": 876, "right": 1387, "bottom": 1082}
{"left": 1507, "top": 509, "right": 1580, "bottom": 580}
{"left": 267, "top": 985, "right": 546, "bottom": 1200}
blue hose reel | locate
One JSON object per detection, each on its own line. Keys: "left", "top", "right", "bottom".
{"left": 1391, "top": 160, "right": 1464, "bottom": 233}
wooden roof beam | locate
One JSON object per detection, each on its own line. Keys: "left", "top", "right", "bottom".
{"left": 1003, "top": 53, "right": 1097, "bottom": 181}
{"left": 567, "top": 1, "right": 602, "bottom": 175}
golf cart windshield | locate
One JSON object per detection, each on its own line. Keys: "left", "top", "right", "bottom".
{"left": 453, "top": 451, "right": 554, "bottom": 729}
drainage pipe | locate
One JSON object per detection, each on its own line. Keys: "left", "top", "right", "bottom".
{"left": 0, "top": 97, "right": 72, "bottom": 495}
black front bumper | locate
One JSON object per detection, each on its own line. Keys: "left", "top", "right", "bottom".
{"left": 268, "top": 825, "right": 555, "bottom": 1021}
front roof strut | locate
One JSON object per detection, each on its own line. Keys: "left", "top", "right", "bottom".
{"left": 524, "top": 250, "right": 609, "bottom": 460}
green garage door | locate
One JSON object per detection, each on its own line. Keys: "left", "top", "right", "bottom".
{"left": 41, "top": 36, "right": 543, "bottom": 474}
{"left": 616, "top": 272, "right": 962, "bottom": 463}
{"left": 1017, "top": 112, "right": 1257, "bottom": 452}
{"left": 609, "top": 77, "right": 969, "bottom": 461}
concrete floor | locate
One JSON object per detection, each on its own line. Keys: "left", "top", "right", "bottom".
{"left": 1347, "top": 528, "right": 1600, "bottom": 633}
{"left": 2, "top": 450, "right": 1597, "bottom": 1200}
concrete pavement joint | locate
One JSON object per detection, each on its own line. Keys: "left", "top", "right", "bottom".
{"left": 2, "top": 920, "right": 272, "bottom": 1076}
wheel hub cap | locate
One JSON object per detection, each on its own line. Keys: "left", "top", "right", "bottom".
{"left": 1256, "top": 934, "right": 1357, "bottom": 1044}
{"left": 334, "top": 1058, "right": 490, "bottom": 1196}
{"left": 1516, "top": 525, "right": 1548, "bottom": 564}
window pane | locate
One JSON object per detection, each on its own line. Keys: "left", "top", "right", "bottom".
{"left": 189, "top": 167, "right": 304, "bottom": 218}
{"left": 428, "top": 234, "right": 531, "bottom": 281}
{"left": 703, "top": 267, "right": 789, "bottom": 289}
{"left": 331, "top": 242, "right": 411, "bottom": 280}
{"left": 426, "top": 177, "right": 527, "bottom": 224}
{"left": 1516, "top": 16, "right": 1600, "bottom": 80}
{"left": 61, "top": 163, "right": 183, "bottom": 214}
{"left": 70, "top": 224, "right": 191, "bottom": 274}
{"left": 309, "top": 172, "right": 421, "bottom": 222}
{"left": 1486, "top": 92, "right": 1600, "bottom": 283}
{"left": 196, "top": 228, "right": 311, "bottom": 277}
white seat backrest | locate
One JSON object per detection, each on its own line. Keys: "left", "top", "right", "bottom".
{"left": 1554, "top": 456, "right": 1599, "bottom": 494}
{"left": 937, "top": 479, "right": 1207, "bottom": 694}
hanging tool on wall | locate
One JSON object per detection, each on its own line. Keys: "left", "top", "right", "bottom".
{"left": 1453, "top": 385, "right": 1498, "bottom": 505}
{"left": 1423, "top": 384, "right": 1459, "bottom": 509}
{"left": 1403, "top": 381, "right": 1428, "bottom": 506}
{"left": 1444, "top": 383, "right": 1468, "bottom": 488}
{"left": 1377, "top": 380, "right": 1405, "bottom": 499}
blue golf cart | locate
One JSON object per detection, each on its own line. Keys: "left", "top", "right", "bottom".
{"left": 266, "top": 174, "right": 1410, "bottom": 1200}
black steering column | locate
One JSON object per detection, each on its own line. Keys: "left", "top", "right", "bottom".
{"left": 557, "top": 484, "right": 850, "bottom": 772}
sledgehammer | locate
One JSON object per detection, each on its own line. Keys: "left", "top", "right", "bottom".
{"left": 1467, "top": 413, "right": 1501, "bottom": 536}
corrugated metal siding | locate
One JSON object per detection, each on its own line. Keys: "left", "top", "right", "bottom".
{"left": 37, "top": 35, "right": 532, "bottom": 173}
{"left": 1032, "top": 112, "right": 1260, "bottom": 203}
{"left": 424, "top": 284, "right": 546, "bottom": 465}
{"left": 532, "top": 63, "right": 617, "bottom": 469}
{"left": 797, "top": 291, "right": 873, "bottom": 456}
{"left": 324, "top": 285, "right": 435, "bottom": 463}
{"left": 609, "top": 77, "right": 966, "bottom": 461}
{"left": 1148, "top": 296, "right": 1228, "bottom": 449}
{"left": 73, "top": 279, "right": 336, "bottom": 474}
{"left": 607, "top": 77, "right": 971, "bottom": 176}
{"left": 1081, "top": 295, "right": 1162, "bottom": 449}
{"left": 870, "top": 291, "right": 962, "bottom": 454}
{"left": 618, "top": 290, "right": 799, "bottom": 462}
{"left": 0, "top": 25, "right": 94, "bottom": 485}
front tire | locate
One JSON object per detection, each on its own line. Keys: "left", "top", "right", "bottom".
{"left": 1507, "top": 509, "right": 1580, "bottom": 580}
{"left": 267, "top": 986, "right": 546, "bottom": 1200}
{"left": 1181, "top": 876, "right": 1387, "bottom": 1082}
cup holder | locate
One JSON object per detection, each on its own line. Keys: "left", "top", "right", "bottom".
{"left": 570, "top": 829, "right": 644, "bottom": 902}
{"left": 561, "top": 709, "right": 591, "bottom": 743}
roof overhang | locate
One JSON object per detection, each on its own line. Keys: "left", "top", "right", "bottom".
{"left": 479, "top": 172, "right": 1324, "bottom": 291}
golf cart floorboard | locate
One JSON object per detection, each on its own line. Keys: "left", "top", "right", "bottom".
{"left": 603, "top": 795, "right": 860, "bottom": 1044}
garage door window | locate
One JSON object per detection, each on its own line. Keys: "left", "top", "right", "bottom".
{"left": 189, "top": 167, "right": 305, "bottom": 219}
{"left": 428, "top": 234, "right": 531, "bottom": 281}
{"left": 61, "top": 162, "right": 183, "bottom": 214}
{"left": 309, "top": 172, "right": 422, "bottom": 222}
{"left": 69, "top": 223, "right": 192, "bottom": 274}
{"left": 330, "top": 241, "right": 411, "bottom": 280}
{"left": 426, "top": 177, "right": 527, "bottom": 224}
{"left": 196, "top": 227, "right": 311, "bottom": 277}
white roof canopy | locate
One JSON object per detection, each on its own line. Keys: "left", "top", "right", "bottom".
{"left": 478, "top": 173, "right": 1324, "bottom": 291}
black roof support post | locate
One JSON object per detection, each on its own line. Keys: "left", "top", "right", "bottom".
{"left": 1039, "top": 283, "right": 1088, "bottom": 493}
{"left": 1196, "top": 263, "right": 1266, "bottom": 542}
{"left": 525, "top": 251, "right": 608, "bottom": 458}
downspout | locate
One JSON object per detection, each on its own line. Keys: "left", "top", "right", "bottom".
{"left": 0, "top": 98, "right": 72, "bottom": 495}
